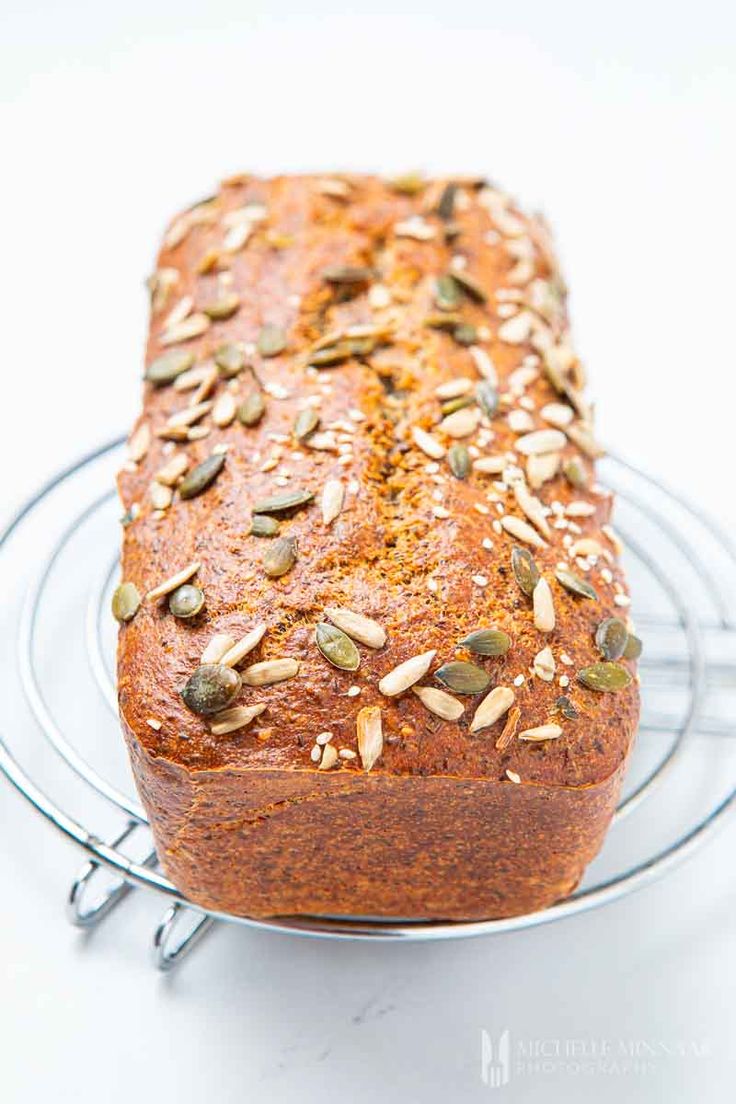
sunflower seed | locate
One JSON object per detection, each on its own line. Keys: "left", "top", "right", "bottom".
{"left": 459, "top": 629, "right": 511, "bottom": 656}
{"left": 513, "top": 483, "right": 551, "bottom": 539}
{"left": 263, "top": 536, "right": 297, "bottom": 577}
{"left": 181, "top": 664, "right": 242, "bottom": 715}
{"left": 448, "top": 443, "right": 471, "bottom": 479}
{"left": 411, "top": 685, "right": 464, "bottom": 720}
{"left": 220, "top": 624, "right": 268, "bottom": 667}
{"left": 541, "top": 401, "right": 574, "bottom": 428}
{"left": 201, "top": 633, "right": 236, "bottom": 664}
{"left": 357, "top": 706, "right": 383, "bottom": 771}
{"left": 150, "top": 481, "right": 173, "bottom": 510}
{"left": 324, "top": 606, "right": 386, "bottom": 649}
{"left": 168, "top": 584, "right": 205, "bottom": 619}
{"left": 556, "top": 568, "right": 598, "bottom": 601}
{"left": 178, "top": 454, "right": 226, "bottom": 499}
{"left": 237, "top": 390, "right": 266, "bottom": 426}
{"left": 435, "top": 661, "right": 490, "bottom": 695}
{"left": 469, "top": 345, "right": 498, "bottom": 384}
{"left": 570, "top": 538, "right": 604, "bottom": 559}
{"left": 294, "top": 408, "right": 320, "bottom": 441}
{"left": 623, "top": 633, "right": 643, "bottom": 660}
{"left": 395, "top": 216, "right": 435, "bottom": 241}
{"left": 128, "top": 423, "right": 150, "bottom": 462}
{"left": 316, "top": 622, "right": 360, "bottom": 671}
{"left": 155, "top": 453, "right": 189, "bottom": 486}
{"left": 527, "top": 452, "right": 561, "bottom": 489}
{"left": 515, "top": 429, "right": 567, "bottom": 456}
{"left": 322, "top": 265, "right": 375, "bottom": 284}
{"left": 511, "top": 546, "right": 540, "bottom": 596}
{"left": 475, "top": 381, "right": 499, "bottom": 419}
{"left": 378, "top": 650, "right": 436, "bottom": 696}
{"left": 241, "top": 657, "right": 300, "bottom": 687}
{"left": 318, "top": 743, "right": 339, "bottom": 770}
{"left": 146, "top": 561, "right": 200, "bottom": 602}
{"left": 577, "top": 662, "right": 633, "bottom": 692}
{"left": 212, "top": 392, "right": 237, "bottom": 428}
{"left": 440, "top": 406, "right": 481, "bottom": 438}
{"left": 250, "top": 514, "right": 280, "bottom": 537}
{"left": 209, "top": 703, "right": 267, "bottom": 736}
{"left": 214, "top": 343, "right": 246, "bottom": 378}
{"left": 252, "top": 489, "right": 314, "bottom": 514}
{"left": 518, "top": 723, "right": 563, "bottom": 742}
{"left": 160, "top": 313, "right": 210, "bottom": 346}
{"left": 435, "top": 274, "right": 462, "bottom": 311}
{"left": 165, "top": 400, "right": 212, "bottom": 430}
{"left": 533, "top": 577, "right": 556, "bottom": 632}
{"left": 497, "top": 310, "right": 534, "bottom": 344}
{"left": 321, "top": 479, "right": 344, "bottom": 526}
{"left": 111, "top": 582, "right": 141, "bottom": 622}
{"left": 435, "top": 377, "right": 473, "bottom": 400}
{"left": 145, "top": 349, "right": 195, "bottom": 386}
{"left": 473, "top": 455, "right": 507, "bottom": 475}
{"left": 412, "top": 426, "right": 446, "bottom": 459}
{"left": 500, "top": 515, "right": 547, "bottom": 549}
{"left": 469, "top": 686, "right": 515, "bottom": 733}
{"left": 533, "top": 645, "right": 556, "bottom": 681}
{"left": 563, "top": 456, "right": 588, "bottom": 488}
{"left": 566, "top": 421, "right": 605, "bottom": 458}
{"left": 202, "top": 293, "right": 241, "bottom": 321}
{"left": 556, "top": 695, "right": 579, "bottom": 720}
{"left": 257, "top": 323, "right": 287, "bottom": 357}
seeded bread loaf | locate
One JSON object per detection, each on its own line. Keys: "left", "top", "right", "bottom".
{"left": 116, "top": 173, "right": 640, "bottom": 920}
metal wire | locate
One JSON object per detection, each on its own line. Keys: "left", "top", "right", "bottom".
{"left": 0, "top": 437, "right": 734, "bottom": 968}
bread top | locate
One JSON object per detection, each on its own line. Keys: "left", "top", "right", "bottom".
{"left": 117, "top": 173, "right": 639, "bottom": 789}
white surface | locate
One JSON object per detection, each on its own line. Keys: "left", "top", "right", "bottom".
{"left": 1, "top": 2, "right": 735, "bottom": 1101}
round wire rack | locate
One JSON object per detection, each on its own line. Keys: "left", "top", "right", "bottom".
{"left": 1, "top": 438, "right": 735, "bottom": 970}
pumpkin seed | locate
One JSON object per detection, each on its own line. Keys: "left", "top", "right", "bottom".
{"left": 251, "top": 514, "right": 280, "bottom": 537}
{"left": 448, "top": 443, "right": 471, "bottom": 479}
{"left": 263, "top": 536, "right": 297, "bottom": 577}
{"left": 437, "top": 182, "right": 457, "bottom": 220}
{"left": 145, "top": 349, "right": 195, "bottom": 386}
{"left": 441, "top": 394, "right": 475, "bottom": 416}
{"left": 556, "top": 568, "right": 598, "bottom": 601}
{"left": 453, "top": 322, "right": 478, "bottom": 346}
{"left": 563, "top": 456, "right": 588, "bottom": 489}
{"left": 294, "top": 408, "right": 320, "bottom": 441}
{"left": 450, "top": 269, "right": 487, "bottom": 304}
{"left": 168, "top": 584, "right": 205, "bottom": 619}
{"left": 388, "top": 172, "right": 425, "bottom": 195}
{"left": 411, "top": 685, "right": 464, "bottom": 720}
{"left": 178, "top": 453, "right": 226, "bottom": 499}
{"left": 181, "top": 664, "right": 242, "bottom": 715}
{"left": 111, "top": 582, "right": 141, "bottom": 623}
{"left": 435, "top": 661, "right": 490, "bottom": 695}
{"left": 425, "top": 312, "right": 463, "bottom": 332}
{"left": 315, "top": 622, "right": 360, "bottom": 672}
{"left": 324, "top": 606, "right": 386, "bottom": 648}
{"left": 252, "top": 489, "right": 314, "bottom": 515}
{"left": 237, "top": 390, "right": 266, "bottom": 426}
{"left": 595, "top": 617, "right": 629, "bottom": 660}
{"left": 511, "top": 546, "right": 541, "bottom": 596}
{"left": 379, "top": 650, "right": 436, "bottom": 696}
{"left": 202, "top": 293, "right": 240, "bottom": 320}
{"left": 623, "top": 632, "right": 643, "bottom": 660}
{"left": 241, "top": 657, "right": 300, "bottom": 686}
{"left": 577, "top": 662, "right": 633, "bottom": 692}
{"left": 469, "top": 686, "right": 515, "bottom": 733}
{"left": 475, "top": 380, "right": 499, "bottom": 418}
{"left": 214, "top": 342, "right": 246, "bottom": 378}
{"left": 322, "top": 265, "right": 375, "bottom": 284}
{"left": 435, "top": 274, "right": 462, "bottom": 311}
{"left": 257, "top": 323, "right": 287, "bottom": 357}
{"left": 555, "top": 695, "right": 579, "bottom": 720}
{"left": 356, "top": 705, "right": 383, "bottom": 771}
{"left": 459, "top": 629, "right": 511, "bottom": 656}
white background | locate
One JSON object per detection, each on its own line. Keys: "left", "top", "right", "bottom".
{"left": 1, "top": 2, "right": 735, "bottom": 1100}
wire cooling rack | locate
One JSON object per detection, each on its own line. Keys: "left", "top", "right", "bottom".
{"left": 1, "top": 438, "right": 734, "bottom": 969}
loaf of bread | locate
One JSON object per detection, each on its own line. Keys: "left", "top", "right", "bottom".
{"left": 116, "top": 173, "right": 639, "bottom": 920}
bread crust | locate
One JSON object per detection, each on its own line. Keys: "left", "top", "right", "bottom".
{"left": 117, "top": 174, "right": 639, "bottom": 919}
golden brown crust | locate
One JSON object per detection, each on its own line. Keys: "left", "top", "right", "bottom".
{"left": 117, "top": 173, "right": 639, "bottom": 919}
